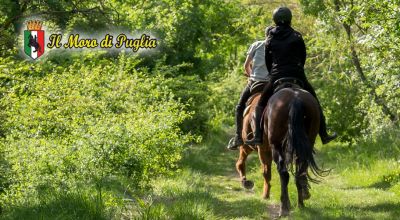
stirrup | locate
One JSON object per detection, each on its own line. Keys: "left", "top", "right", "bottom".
{"left": 227, "top": 136, "right": 243, "bottom": 150}
{"left": 245, "top": 137, "right": 262, "bottom": 146}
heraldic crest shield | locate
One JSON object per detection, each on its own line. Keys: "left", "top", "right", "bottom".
{"left": 24, "top": 20, "right": 45, "bottom": 59}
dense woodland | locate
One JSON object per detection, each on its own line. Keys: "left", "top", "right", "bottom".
{"left": 0, "top": 0, "right": 398, "bottom": 219}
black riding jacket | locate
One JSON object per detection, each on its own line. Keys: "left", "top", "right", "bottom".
{"left": 265, "top": 25, "right": 307, "bottom": 82}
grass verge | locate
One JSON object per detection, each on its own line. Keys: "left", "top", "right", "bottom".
{"left": 135, "top": 128, "right": 400, "bottom": 219}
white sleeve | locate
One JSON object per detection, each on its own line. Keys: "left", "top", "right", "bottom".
{"left": 246, "top": 42, "right": 256, "bottom": 58}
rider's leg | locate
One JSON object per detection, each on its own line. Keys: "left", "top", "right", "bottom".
{"left": 227, "top": 83, "right": 252, "bottom": 150}
{"left": 302, "top": 80, "right": 337, "bottom": 144}
{"left": 245, "top": 80, "right": 274, "bottom": 146}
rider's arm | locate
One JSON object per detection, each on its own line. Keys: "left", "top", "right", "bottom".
{"left": 244, "top": 55, "right": 252, "bottom": 77}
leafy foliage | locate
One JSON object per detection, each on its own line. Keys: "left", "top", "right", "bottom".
{"left": 300, "top": 0, "right": 399, "bottom": 141}
{"left": 0, "top": 52, "right": 193, "bottom": 209}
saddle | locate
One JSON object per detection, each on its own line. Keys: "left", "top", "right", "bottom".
{"left": 250, "top": 81, "right": 267, "bottom": 94}
{"left": 273, "top": 77, "right": 303, "bottom": 93}
{"left": 244, "top": 81, "right": 267, "bottom": 107}
{"left": 243, "top": 81, "right": 267, "bottom": 117}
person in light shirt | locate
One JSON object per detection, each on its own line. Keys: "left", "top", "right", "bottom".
{"left": 227, "top": 26, "right": 273, "bottom": 150}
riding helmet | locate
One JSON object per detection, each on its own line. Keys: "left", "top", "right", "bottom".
{"left": 273, "top": 7, "right": 292, "bottom": 25}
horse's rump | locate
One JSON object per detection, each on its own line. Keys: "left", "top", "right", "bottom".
{"left": 243, "top": 93, "right": 260, "bottom": 117}
{"left": 242, "top": 93, "right": 261, "bottom": 143}
{"left": 266, "top": 88, "right": 327, "bottom": 179}
{"left": 242, "top": 92, "right": 269, "bottom": 149}
{"left": 266, "top": 88, "right": 319, "bottom": 144}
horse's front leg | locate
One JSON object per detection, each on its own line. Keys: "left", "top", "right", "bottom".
{"left": 273, "top": 148, "right": 290, "bottom": 217}
{"left": 236, "top": 146, "right": 254, "bottom": 189}
{"left": 258, "top": 145, "right": 272, "bottom": 199}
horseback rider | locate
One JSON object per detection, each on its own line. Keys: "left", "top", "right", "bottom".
{"left": 246, "top": 7, "right": 337, "bottom": 146}
{"left": 227, "top": 26, "right": 273, "bottom": 150}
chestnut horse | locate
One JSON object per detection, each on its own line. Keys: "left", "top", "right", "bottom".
{"left": 235, "top": 93, "right": 272, "bottom": 199}
{"left": 266, "top": 85, "right": 327, "bottom": 216}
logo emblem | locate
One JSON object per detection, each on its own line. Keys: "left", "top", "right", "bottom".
{"left": 24, "top": 20, "right": 45, "bottom": 59}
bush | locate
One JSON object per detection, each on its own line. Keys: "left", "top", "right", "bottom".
{"left": 0, "top": 52, "right": 194, "bottom": 208}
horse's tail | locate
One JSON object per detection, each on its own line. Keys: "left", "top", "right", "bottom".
{"left": 286, "top": 97, "right": 326, "bottom": 182}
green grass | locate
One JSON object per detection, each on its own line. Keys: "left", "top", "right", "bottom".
{"left": 134, "top": 128, "right": 400, "bottom": 219}
{"left": 3, "top": 128, "right": 397, "bottom": 219}
{"left": 1, "top": 191, "right": 109, "bottom": 220}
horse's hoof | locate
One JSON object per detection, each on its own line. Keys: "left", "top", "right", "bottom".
{"left": 262, "top": 193, "right": 270, "bottom": 200}
{"left": 279, "top": 208, "right": 290, "bottom": 217}
{"left": 242, "top": 180, "right": 254, "bottom": 189}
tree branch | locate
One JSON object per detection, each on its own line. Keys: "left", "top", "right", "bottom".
{"left": 0, "top": 6, "right": 106, "bottom": 31}
{"left": 342, "top": 19, "right": 398, "bottom": 123}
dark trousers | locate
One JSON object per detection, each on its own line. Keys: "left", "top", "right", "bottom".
{"left": 237, "top": 81, "right": 252, "bottom": 112}
{"left": 235, "top": 81, "right": 252, "bottom": 137}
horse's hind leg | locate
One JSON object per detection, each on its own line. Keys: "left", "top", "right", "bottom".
{"left": 295, "top": 160, "right": 311, "bottom": 208}
{"left": 273, "top": 147, "right": 290, "bottom": 217}
{"left": 258, "top": 145, "right": 272, "bottom": 199}
{"left": 236, "top": 146, "right": 253, "bottom": 189}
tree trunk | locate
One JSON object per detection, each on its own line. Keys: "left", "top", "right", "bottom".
{"left": 333, "top": 0, "right": 397, "bottom": 123}
{"left": 342, "top": 23, "right": 397, "bottom": 123}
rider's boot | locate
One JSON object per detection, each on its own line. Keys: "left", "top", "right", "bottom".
{"left": 302, "top": 80, "right": 337, "bottom": 144}
{"left": 245, "top": 106, "right": 264, "bottom": 146}
{"left": 227, "top": 105, "right": 244, "bottom": 150}
{"left": 319, "top": 110, "right": 337, "bottom": 144}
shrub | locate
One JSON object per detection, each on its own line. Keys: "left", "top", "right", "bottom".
{"left": 0, "top": 52, "right": 193, "bottom": 207}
